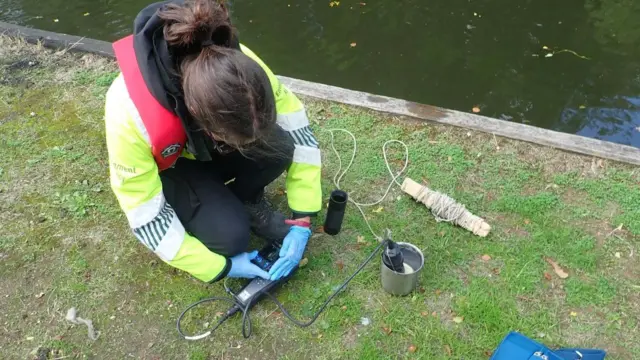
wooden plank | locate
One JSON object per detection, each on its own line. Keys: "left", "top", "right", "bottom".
{"left": 278, "top": 76, "right": 640, "bottom": 166}
{"left": 0, "top": 21, "right": 114, "bottom": 58}
{"left": 2, "top": 21, "right": 638, "bottom": 165}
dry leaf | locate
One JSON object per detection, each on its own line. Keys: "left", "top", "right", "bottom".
{"left": 481, "top": 254, "right": 491, "bottom": 261}
{"left": 299, "top": 258, "right": 309, "bottom": 267}
{"left": 421, "top": 311, "right": 428, "bottom": 317}
{"left": 382, "top": 326, "right": 392, "bottom": 335}
{"left": 341, "top": 305, "right": 347, "bottom": 311}
{"left": 570, "top": 311, "right": 578, "bottom": 317}
{"left": 453, "top": 316, "right": 464, "bottom": 324}
{"left": 444, "top": 345, "right": 452, "bottom": 356}
{"left": 316, "top": 226, "right": 325, "bottom": 233}
{"left": 373, "top": 206, "right": 383, "bottom": 213}
{"left": 545, "top": 257, "right": 569, "bottom": 279}
{"left": 543, "top": 272, "right": 552, "bottom": 281}
{"left": 329, "top": 1, "right": 340, "bottom": 6}
{"left": 35, "top": 292, "right": 45, "bottom": 299}
{"left": 431, "top": 311, "right": 437, "bottom": 317}
{"left": 472, "top": 106, "right": 481, "bottom": 113}
{"left": 485, "top": 350, "right": 494, "bottom": 357}
{"left": 350, "top": 42, "right": 357, "bottom": 47}
{"left": 356, "top": 235, "right": 366, "bottom": 243}
{"left": 435, "top": 289, "right": 442, "bottom": 296}
{"left": 408, "top": 345, "right": 417, "bottom": 353}
{"left": 524, "top": 219, "right": 531, "bottom": 225}
{"left": 336, "top": 260, "right": 344, "bottom": 271}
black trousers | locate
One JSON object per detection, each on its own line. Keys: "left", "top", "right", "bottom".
{"left": 160, "top": 127, "right": 294, "bottom": 257}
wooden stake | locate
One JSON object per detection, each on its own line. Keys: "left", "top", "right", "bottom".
{"left": 401, "top": 178, "right": 491, "bottom": 237}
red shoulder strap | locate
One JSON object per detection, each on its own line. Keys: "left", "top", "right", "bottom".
{"left": 112, "top": 35, "right": 186, "bottom": 171}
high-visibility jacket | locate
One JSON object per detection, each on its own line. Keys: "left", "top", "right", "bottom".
{"left": 105, "top": 37, "right": 322, "bottom": 283}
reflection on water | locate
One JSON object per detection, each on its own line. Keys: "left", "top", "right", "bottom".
{"left": 1, "top": 0, "right": 639, "bottom": 147}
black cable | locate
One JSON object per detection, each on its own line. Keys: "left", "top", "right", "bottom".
{"left": 176, "top": 240, "right": 388, "bottom": 340}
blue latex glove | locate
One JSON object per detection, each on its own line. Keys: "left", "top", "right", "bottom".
{"left": 227, "top": 251, "right": 270, "bottom": 279}
{"left": 268, "top": 226, "right": 312, "bottom": 280}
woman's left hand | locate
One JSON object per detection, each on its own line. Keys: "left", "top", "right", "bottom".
{"left": 268, "top": 225, "right": 312, "bottom": 280}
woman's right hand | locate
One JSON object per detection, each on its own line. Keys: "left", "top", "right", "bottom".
{"left": 227, "top": 251, "right": 270, "bottom": 279}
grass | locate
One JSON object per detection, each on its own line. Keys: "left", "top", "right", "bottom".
{"left": 1, "top": 36, "right": 639, "bottom": 359}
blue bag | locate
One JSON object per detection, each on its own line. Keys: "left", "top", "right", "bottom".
{"left": 491, "top": 332, "right": 606, "bottom": 360}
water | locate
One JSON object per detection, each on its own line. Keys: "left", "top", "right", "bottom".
{"left": 2, "top": 0, "right": 639, "bottom": 147}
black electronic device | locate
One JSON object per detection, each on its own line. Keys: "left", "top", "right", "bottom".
{"left": 231, "top": 242, "right": 297, "bottom": 310}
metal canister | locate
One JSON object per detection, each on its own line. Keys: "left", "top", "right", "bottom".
{"left": 380, "top": 242, "right": 424, "bottom": 296}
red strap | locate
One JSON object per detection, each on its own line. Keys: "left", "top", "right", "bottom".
{"left": 112, "top": 35, "right": 186, "bottom": 171}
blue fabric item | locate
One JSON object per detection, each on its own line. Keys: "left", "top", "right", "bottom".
{"left": 268, "top": 226, "right": 311, "bottom": 280}
{"left": 555, "top": 348, "right": 607, "bottom": 360}
{"left": 491, "top": 332, "right": 606, "bottom": 360}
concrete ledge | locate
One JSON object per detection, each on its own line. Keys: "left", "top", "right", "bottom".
{"left": 2, "top": 21, "right": 639, "bottom": 166}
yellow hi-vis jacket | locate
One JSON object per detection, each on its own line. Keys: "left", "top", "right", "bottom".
{"left": 104, "top": 44, "right": 322, "bottom": 282}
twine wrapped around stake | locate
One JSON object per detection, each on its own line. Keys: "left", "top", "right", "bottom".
{"left": 401, "top": 178, "right": 491, "bottom": 237}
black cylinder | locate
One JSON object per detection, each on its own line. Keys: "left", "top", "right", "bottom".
{"left": 323, "top": 190, "right": 348, "bottom": 235}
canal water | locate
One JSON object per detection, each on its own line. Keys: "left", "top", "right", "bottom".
{"left": 2, "top": 0, "right": 639, "bottom": 147}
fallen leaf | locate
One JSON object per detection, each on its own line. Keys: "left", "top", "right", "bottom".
{"left": 543, "top": 272, "right": 552, "bottom": 281}
{"left": 382, "top": 326, "right": 392, "bottom": 335}
{"left": 545, "top": 257, "right": 569, "bottom": 279}
{"left": 373, "top": 206, "right": 383, "bottom": 213}
{"left": 316, "top": 226, "right": 325, "bottom": 233}
{"left": 350, "top": 42, "right": 357, "bottom": 47}
{"left": 453, "top": 316, "right": 464, "bottom": 324}
{"left": 421, "top": 311, "right": 428, "bottom": 317}
{"left": 485, "top": 350, "right": 494, "bottom": 357}
{"left": 579, "top": 105, "right": 586, "bottom": 109}
{"left": 26, "top": 336, "right": 34, "bottom": 341}
{"left": 329, "top": 1, "right": 340, "bottom": 6}
{"left": 299, "top": 257, "right": 309, "bottom": 267}
{"left": 570, "top": 311, "right": 578, "bottom": 317}
{"left": 317, "top": 334, "right": 323, "bottom": 339}
{"left": 435, "top": 289, "right": 442, "bottom": 296}
{"left": 215, "top": 311, "right": 224, "bottom": 317}
{"left": 336, "top": 260, "right": 344, "bottom": 271}
{"left": 356, "top": 235, "right": 367, "bottom": 243}
{"left": 472, "top": 106, "right": 481, "bottom": 113}
{"left": 614, "top": 252, "right": 621, "bottom": 259}
{"left": 444, "top": 345, "right": 452, "bottom": 356}
{"left": 35, "top": 292, "right": 45, "bottom": 299}
{"left": 408, "top": 345, "right": 417, "bottom": 353}
{"left": 492, "top": 268, "right": 501, "bottom": 275}
{"left": 431, "top": 311, "right": 437, "bottom": 317}
{"left": 481, "top": 254, "right": 491, "bottom": 261}
{"left": 341, "top": 305, "right": 347, "bottom": 311}
{"left": 524, "top": 219, "right": 531, "bottom": 225}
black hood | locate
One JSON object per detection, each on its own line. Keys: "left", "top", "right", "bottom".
{"left": 131, "top": 0, "right": 240, "bottom": 161}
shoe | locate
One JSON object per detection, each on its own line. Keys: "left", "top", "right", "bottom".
{"left": 244, "top": 196, "right": 291, "bottom": 242}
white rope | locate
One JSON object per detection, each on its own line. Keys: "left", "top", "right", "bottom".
{"left": 325, "top": 129, "right": 408, "bottom": 241}
{"left": 324, "top": 128, "right": 482, "bottom": 240}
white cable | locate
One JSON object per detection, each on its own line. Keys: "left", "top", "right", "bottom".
{"left": 324, "top": 129, "right": 409, "bottom": 241}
